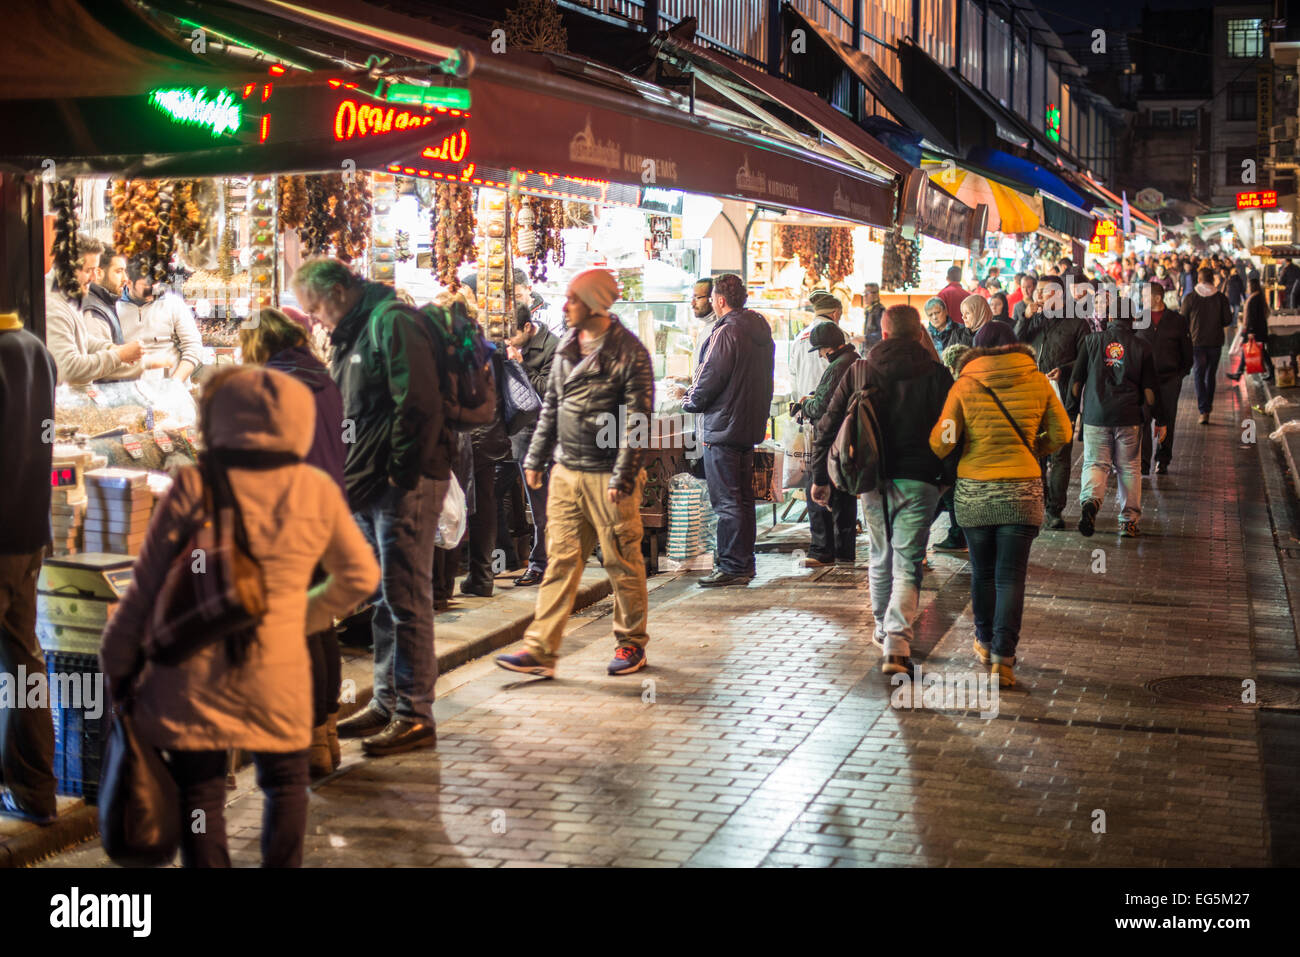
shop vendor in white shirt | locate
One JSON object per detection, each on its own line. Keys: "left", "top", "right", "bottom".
{"left": 116, "top": 256, "right": 203, "bottom": 384}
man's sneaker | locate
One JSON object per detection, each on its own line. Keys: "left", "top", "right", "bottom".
{"left": 881, "top": 655, "right": 913, "bottom": 676}
{"left": 1043, "top": 512, "right": 1066, "bottom": 530}
{"left": 871, "top": 623, "right": 886, "bottom": 650}
{"left": 607, "top": 645, "right": 647, "bottom": 675}
{"left": 699, "top": 570, "right": 753, "bottom": 587}
{"left": 0, "top": 790, "right": 57, "bottom": 825}
{"left": 801, "top": 555, "right": 835, "bottom": 568}
{"left": 1119, "top": 520, "right": 1140, "bottom": 538}
{"left": 1078, "top": 501, "right": 1099, "bottom": 537}
{"left": 932, "top": 530, "right": 967, "bottom": 553}
{"left": 495, "top": 650, "right": 556, "bottom": 678}
{"left": 972, "top": 638, "right": 991, "bottom": 665}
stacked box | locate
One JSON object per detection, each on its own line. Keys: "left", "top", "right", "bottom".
{"left": 667, "top": 484, "right": 706, "bottom": 560}
{"left": 82, "top": 468, "right": 152, "bottom": 555}
{"left": 50, "top": 497, "right": 85, "bottom": 555}
{"left": 46, "top": 650, "right": 106, "bottom": 804}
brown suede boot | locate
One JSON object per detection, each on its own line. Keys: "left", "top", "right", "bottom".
{"left": 309, "top": 723, "right": 333, "bottom": 779}
{"left": 326, "top": 713, "right": 341, "bottom": 769}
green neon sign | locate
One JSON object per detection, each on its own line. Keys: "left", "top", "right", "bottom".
{"left": 379, "top": 82, "right": 471, "bottom": 111}
{"left": 148, "top": 87, "right": 242, "bottom": 137}
{"left": 1046, "top": 103, "right": 1061, "bottom": 144}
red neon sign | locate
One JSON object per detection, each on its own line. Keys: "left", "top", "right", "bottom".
{"left": 333, "top": 99, "right": 466, "bottom": 141}
{"left": 1237, "top": 190, "right": 1278, "bottom": 210}
{"left": 421, "top": 129, "right": 469, "bottom": 163}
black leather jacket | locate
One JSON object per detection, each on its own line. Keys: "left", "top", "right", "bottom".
{"left": 523, "top": 317, "right": 654, "bottom": 495}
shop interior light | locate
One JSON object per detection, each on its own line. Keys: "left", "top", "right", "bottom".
{"left": 148, "top": 87, "right": 242, "bottom": 137}
{"left": 375, "top": 81, "right": 471, "bottom": 111}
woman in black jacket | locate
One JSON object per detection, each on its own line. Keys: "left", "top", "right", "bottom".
{"left": 1228, "top": 278, "right": 1272, "bottom": 382}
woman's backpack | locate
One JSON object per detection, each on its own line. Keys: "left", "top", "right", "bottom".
{"left": 420, "top": 300, "right": 496, "bottom": 430}
{"left": 828, "top": 363, "right": 889, "bottom": 496}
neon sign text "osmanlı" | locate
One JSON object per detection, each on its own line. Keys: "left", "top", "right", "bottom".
{"left": 422, "top": 129, "right": 469, "bottom": 163}
{"left": 334, "top": 99, "right": 439, "bottom": 141}
{"left": 149, "top": 87, "right": 242, "bottom": 137}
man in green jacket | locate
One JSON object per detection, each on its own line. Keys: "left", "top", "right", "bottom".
{"left": 792, "top": 323, "right": 859, "bottom": 566}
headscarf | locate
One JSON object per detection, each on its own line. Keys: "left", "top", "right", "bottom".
{"left": 960, "top": 294, "right": 993, "bottom": 333}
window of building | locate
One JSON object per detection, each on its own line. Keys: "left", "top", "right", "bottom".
{"left": 1227, "top": 18, "right": 1265, "bottom": 58}
{"left": 1178, "top": 109, "right": 1198, "bottom": 128}
{"left": 1225, "top": 147, "right": 1256, "bottom": 185}
{"left": 1150, "top": 108, "right": 1171, "bottom": 128}
{"left": 1227, "top": 82, "right": 1256, "bottom": 121}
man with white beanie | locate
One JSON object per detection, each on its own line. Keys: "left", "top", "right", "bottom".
{"left": 496, "top": 269, "right": 655, "bottom": 678}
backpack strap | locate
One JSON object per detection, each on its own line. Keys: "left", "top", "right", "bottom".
{"left": 975, "top": 381, "right": 1037, "bottom": 457}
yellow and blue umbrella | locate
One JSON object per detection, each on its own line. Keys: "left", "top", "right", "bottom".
{"left": 928, "top": 165, "right": 1040, "bottom": 235}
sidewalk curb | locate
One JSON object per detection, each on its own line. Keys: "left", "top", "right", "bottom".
{"left": 0, "top": 576, "right": 619, "bottom": 867}
{"left": 0, "top": 801, "right": 100, "bottom": 868}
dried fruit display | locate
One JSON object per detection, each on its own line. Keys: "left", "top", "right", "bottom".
{"left": 111, "top": 179, "right": 165, "bottom": 261}
{"left": 153, "top": 182, "right": 175, "bottom": 284}
{"left": 335, "top": 173, "right": 371, "bottom": 263}
{"left": 775, "top": 225, "right": 852, "bottom": 285}
{"left": 169, "top": 179, "right": 209, "bottom": 249}
{"left": 50, "top": 181, "right": 82, "bottom": 298}
{"left": 881, "top": 227, "right": 920, "bottom": 291}
{"left": 219, "top": 179, "right": 237, "bottom": 281}
{"left": 433, "top": 182, "right": 475, "bottom": 288}
{"left": 827, "top": 227, "right": 854, "bottom": 284}
{"left": 277, "top": 175, "right": 308, "bottom": 231}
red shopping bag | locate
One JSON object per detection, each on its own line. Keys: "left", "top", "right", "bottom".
{"left": 1243, "top": 336, "right": 1265, "bottom": 374}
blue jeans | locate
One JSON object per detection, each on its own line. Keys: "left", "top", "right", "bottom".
{"left": 520, "top": 462, "right": 550, "bottom": 573}
{"left": 861, "top": 479, "right": 941, "bottom": 657}
{"left": 703, "top": 443, "right": 756, "bottom": 576}
{"left": 353, "top": 477, "right": 447, "bottom": 725}
{"left": 1080, "top": 424, "right": 1142, "bottom": 522}
{"left": 1192, "top": 346, "right": 1220, "bottom": 414}
{"left": 167, "top": 749, "right": 309, "bottom": 867}
{"left": 964, "top": 524, "right": 1038, "bottom": 661}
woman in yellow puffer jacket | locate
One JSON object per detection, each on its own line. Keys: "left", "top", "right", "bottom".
{"left": 928, "top": 322, "right": 1072, "bottom": 688}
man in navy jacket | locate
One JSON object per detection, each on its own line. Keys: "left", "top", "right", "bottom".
{"left": 683, "top": 274, "right": 775, "bottom": 586}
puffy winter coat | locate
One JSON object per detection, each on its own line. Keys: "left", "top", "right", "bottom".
{"left": 683, "top": 307, "right": 775, "bottom": 448}
{"left": 929, "top": 344, "right": 1072, "bottom": 481}
{"left": 524, "top": 316, "right": 654, "bottom": 495}
{"left": 1134, "top": 308, "right": 1193, "bottom": 382}
{"left": 99, "top": 367, "right": 379, "bottom": 752}
{"left": 1180, "top": 287, "right": 1233, "bottom": 349}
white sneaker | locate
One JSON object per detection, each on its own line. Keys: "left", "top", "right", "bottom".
{"left": 871, "top": 623, "right": 886, "bottom": 650}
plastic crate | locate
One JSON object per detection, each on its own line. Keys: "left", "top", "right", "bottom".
{"left": 45, "top": 650, "right": 107, "bottom": 805}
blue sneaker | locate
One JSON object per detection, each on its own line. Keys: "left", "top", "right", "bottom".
{"left": 494, "top": 650, "right": 555, "bottom": 678}
{"left": 1, "top": 790, "right": 57, "bottom": 826}
{"left": 607, "top": 645, "right": 647, "bottom": 675}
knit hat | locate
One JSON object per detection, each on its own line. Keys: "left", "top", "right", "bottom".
{"left": 807, "top": 322, "right": 846, "bottom": 352}
{"left": 972, "top": 321, "right": 1019, "bottom": 349}
{"left": 568, "top": 269, "right": 619, "bottom": 313}
{"left": 809, "top": 291, "right": 842, "bottom": 316}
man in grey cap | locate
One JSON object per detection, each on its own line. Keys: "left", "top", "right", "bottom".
{"left": 790, "top": 322, "right": 859, "bottom": 566}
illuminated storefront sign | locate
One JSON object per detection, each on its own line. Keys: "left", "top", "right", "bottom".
{"left": 333, "top": 99, "right": 467, "bottom": 141}
{"left": 422, "top": 129, "right": 469, "bottom": 163}
{"left": 1045, "top": 103, "right": 1061, "bottom": 144}
{"left": 148, "top": 87, "right": 242, "bottom": 137}
{"left": 1088, "top": 218, "right": 1122, "bottom": 255}
{"left": 1236, "top": 189, "right": 1278, "bottom": 210}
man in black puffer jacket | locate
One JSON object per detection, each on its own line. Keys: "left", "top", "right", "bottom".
{"left": 683, "top": 274, "right": 776, "bottom": 587}
{"left": 1134, "top": 282, "right": 1192, "bottom": 474}
{"left": 497, "top": 269, "right": 655, "bottom": 680}
{"left": 1015, "top": 274, "right": 1089, "bottom": 528}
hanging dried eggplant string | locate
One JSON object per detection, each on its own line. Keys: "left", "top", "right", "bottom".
{"left": 299, "top": 175, "right": 331, "bottom": 257}
{"left": 277, "top": 174, "right": 308, "bottom": 232}
{"left": 428, "top": 192, "right": 440, "bottom": 279}
{"left": 434, "top": 182, "right": 475, "bottom": 289}
{"left": 334, "top": 172, "right": 371, "bottom": 263}
{"left": 153, "top": 182, "right": 175, "bottom": 287}
{"left": 219, "top": 179, "right": 237, "bottom": 282}
{"left": 50, "top": 181, "right": 82, "bottom": 299}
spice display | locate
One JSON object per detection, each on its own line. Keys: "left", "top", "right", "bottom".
{"left": 277, "top": 174, "right": 308, "bottom": 231}
{"left": 50, "top": 181, "right": 82, "bottom": 298}
{"left": 433, "top": 182, "right": 475, "bottom": 288}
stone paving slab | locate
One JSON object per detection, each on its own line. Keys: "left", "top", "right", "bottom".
{"left": 39, "top": 361, "right": 1300, "bottom": 868}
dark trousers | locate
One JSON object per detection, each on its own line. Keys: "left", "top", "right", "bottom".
{"left": 933, "top": 486, "right": 963, "bottom": 541}
{"left": 308, "top": 630, "right": 341, "bottom": 727}
{"left": 521, "top": 463, "right": 551, "bottom": 573}
{"left": 1141, "top": 376, "right": 1184, "bottom": 470}
{"left": 703, "top": 443, "right": 756, "bottom": 577}
{"left": 167, "top": 749, "right": 309, "bottom": 867}
{"left": 0, "top": 551, "right": 56, "bottom": 818}
{"left": 433, "top": 546, "right": 458, "bottom": 603}
{"left": 465, "top": 460, "right": 498, "bottom": 590}
{"left": 806, "top": 474, "right": 858, "bottom": 562}
{"left": 965, "top": 524, "right": 1038, "bottom": 661}
{"left": 1039, "top": 439, "right": 1073, "bottom": 518}
{"left": 1192, "top": 346, "right": 1221, "bottom": 414}
{"left": 495, "top": 462, "right": 526, "bottom": 569}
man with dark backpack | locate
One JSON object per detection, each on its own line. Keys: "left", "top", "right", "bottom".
{"left": 811, "top": 305, "right": 952, "bottom": 676}
{"left": 292, "top": 259, "right": 452, "bottom": 758}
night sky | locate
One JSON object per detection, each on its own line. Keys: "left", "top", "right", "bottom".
{"left": 1036, "top": 0, "right": 1228, "bottom": 35}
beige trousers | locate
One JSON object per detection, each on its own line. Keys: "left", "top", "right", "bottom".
{"left": 523, "top": 464, "right": 648, "bottom": 662}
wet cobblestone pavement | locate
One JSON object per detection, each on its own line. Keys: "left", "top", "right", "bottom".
{"left": 45, "top": 374, "right": 1300, "bottom": 867}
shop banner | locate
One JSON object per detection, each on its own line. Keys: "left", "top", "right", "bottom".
{"left": 460, "top": 76, "right": 896, "bottom": 228}
{"left": 902, "top": 168, "right": 981, "bottom": 247}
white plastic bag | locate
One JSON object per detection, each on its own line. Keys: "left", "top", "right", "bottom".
{"left": 434, "top": 474, "right": 467, "bottom": 548}
{"left": 1228, "top": 328, "right": 1244, "bottom": 357}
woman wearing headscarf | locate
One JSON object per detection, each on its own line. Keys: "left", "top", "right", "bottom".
{"left": 989, "top": 291, "right": 1010, "bottom": 322}
{"left": 928, "top": 322, "right": 1072, "bottom": 688}
{"left": 100, "top": 366, "right": 380, "bottom": 865}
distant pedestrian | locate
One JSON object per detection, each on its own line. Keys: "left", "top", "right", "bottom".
{"left": 791, "top": 322, "right": 859, "bottom": 567}
{"left": 931, "top": 321, "right": 1072, "bottom": 688}
{"left": 1134, "top": 282, "right": 1192, "bottom": 475}
{"left": 813, "top": 305, "right": 953, "bottom": 676}
{"left": 496, "top": 269, "right": 655, "bottom": 678}
{"left": 862, "top": 282, "right": 885, "bottom": 351}
{"left": 1181, "top": 267, "right": 1234, "bottom": 424}
{"left": 937, "top": 266, "right": 969, "bottom": 325}
{"left": 924, "top": 296, "right": 973, "bottom": 353}
{"left": 100, "top": 366, "right": 379, "bottom": 866}
{"left": 989, "top": 291, "right": 1010, "bottom": 322}
{"left": 683, "top": 274, "right": 776, "bottom": 587}
{"left": 0, "top": 307, "right": 58, "bottom": 825}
